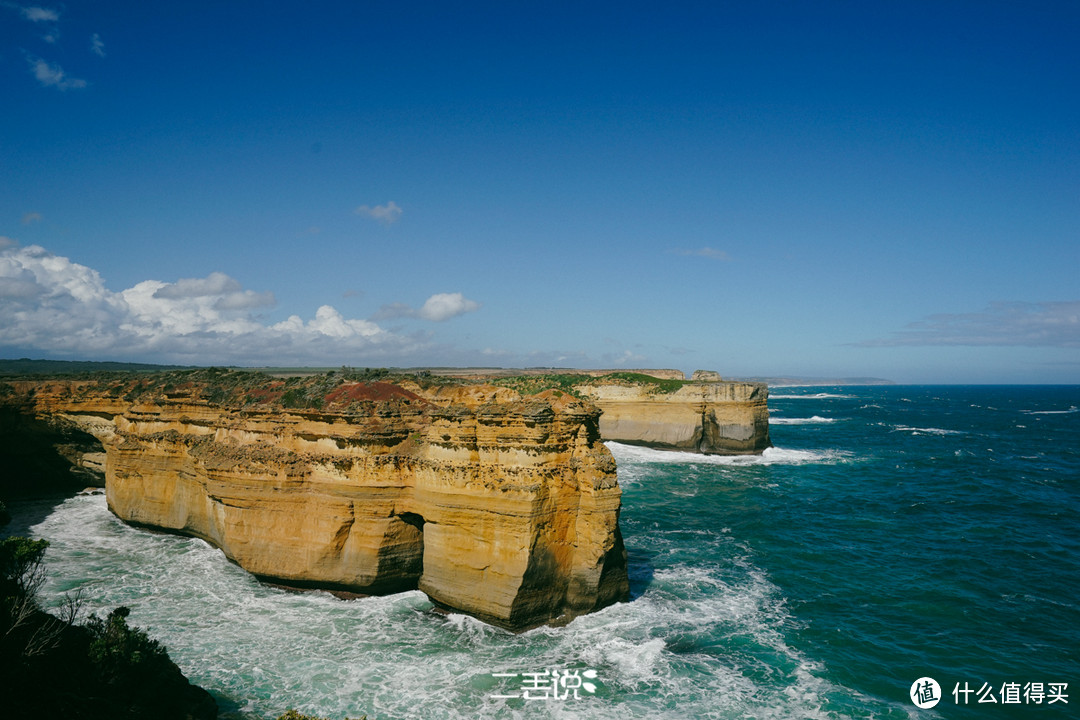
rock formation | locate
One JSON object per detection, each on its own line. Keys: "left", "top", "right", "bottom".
{"left": 480, "top": 370, "right": 771, "bottom": 455}
{"left": 575, "top": 376, "right": 770, "bottom": 454}
{"left": 5, "top": 372, "right": 628, "bottom": 631}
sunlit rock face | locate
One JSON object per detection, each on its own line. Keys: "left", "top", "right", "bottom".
{"left": 16, "top": 376, "right": 629, "bottom": 631}
{"left": 576, "top": 380, "right": 771, "bottom": 455}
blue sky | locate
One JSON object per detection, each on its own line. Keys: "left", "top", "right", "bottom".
{"left": 2, "top": 1, "right": 1077, "bottom": 383}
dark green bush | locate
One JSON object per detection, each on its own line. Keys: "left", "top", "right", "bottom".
{"left": 277, "top": 710, "right": 366, "bottom": 720}
{"left": 84, "top": 606, "right": 170, "bottom": 684}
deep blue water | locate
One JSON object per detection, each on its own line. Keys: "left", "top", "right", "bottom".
{"left": 6, "top": 385, "right": 1078, "bottom": 718}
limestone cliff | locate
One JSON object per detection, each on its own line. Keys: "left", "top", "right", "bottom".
{"left": 6, "top": 371, "right": 628, "bottom": 631}
{"left": 488, "top": 371, "right": 771, "bottom": 455}
{"left": 576, "top": 378, "right": 771, "bottom": 455}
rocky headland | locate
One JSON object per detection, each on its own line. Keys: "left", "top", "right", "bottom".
{"left": 1, "top": 369, "right": 629, "bottom": 631}
{"left": 0, "top": 367, "right": 770, "bottom": 630}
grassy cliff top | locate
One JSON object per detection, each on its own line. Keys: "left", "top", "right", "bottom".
{"left": 2, "top": 364, "right": 724, "bottom": 410}
{"left": 491, "top": 371, "right": 690, "bottom": 397}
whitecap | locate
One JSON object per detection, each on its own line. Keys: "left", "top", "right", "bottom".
{"left": 769, "top": 416, "right": 838, "bottom": 425}
{"left": 607, "top": 442, "right": 852, "bottom": 466}
{"left": 17, "top": 478, "right": 879, "bottom": 720}
{"left": 890, "top": 425, "right": 965, "bottom": 436}
{"left": 1023, "top": 406, "right": 1079, "bottom": 415}
{"left": 769, "top": 393, "right": 855, "bottom": 400}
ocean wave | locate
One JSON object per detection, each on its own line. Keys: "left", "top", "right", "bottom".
{"left": 769, "top": 416, "right": 838, "bottom": 425}
{"left": 889, "top": 425, "right": 965, "bottom": 436}
{"left": 770, "top": 393, "right": 855, "bottom": 399}
{"left": 19, "top": 489, "right": 883, "bottom": 720}
{"left": 1023, "top": 406, "right": 1079, "bottom": 415}
{"left": 607, "top": 442, "right": 852, "bottom": 466}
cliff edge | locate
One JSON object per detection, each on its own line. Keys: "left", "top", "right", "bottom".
{"left": 5, "top": 370, "right": 629, "bottom": 631}
{"left": 578, "top": 377, "right": 770, "bottom": 454}
{"left": 489, "top": 371, "right": 771, "bottom": 455}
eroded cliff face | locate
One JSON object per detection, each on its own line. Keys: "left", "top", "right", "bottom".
{"left": 11, "top": 374, "right": 628, "bottom": 630}
{"left": 575, "top": 380, "right": 771, "bottom": 455}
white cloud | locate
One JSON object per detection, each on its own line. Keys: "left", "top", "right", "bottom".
{"left": 20, "top": 5, "right": 58, "bottom": 22}
{"left": 29, "top": 58, "right": 87, "bottom": 90}
{"left": 21, "top": 212, "right": 42, "bottom": 225}
{"left": 0, "top": 274, "right": 43, "bottom": 299}
{"left": 418, "top": 292, "right": 480, "bottom": 322}
{"left": 153, "top": 271, "right": 243, "bottom": 299}
{"left": 355, "top": 201, "right": 403, "bottom": 225}
{"left": 373, "top": 292, "right": 481, "bottom": 322}
{"left": 214, "top": 290, "right": 276, "bottom": 310}
{"left": 91, "top": 33, "right": 105, "bottom": 57}
{"left": 857, "top": 301, "right": 1080, "bottom": 348}
{"left": 0, "top": 242, "right": 432, "bottom": 365}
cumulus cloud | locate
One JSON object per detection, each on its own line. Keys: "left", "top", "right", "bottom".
{"left": 857, "top": 301, "right": 1080, "bottom": 348}
{"left": 29, "top": 58, "right": 87, "bottom": 90}
{"left": 152, "top": 271, "right": 243, "bottom": 299}
{"left": 418, "top": 292, "right": 480, "bottom": 321}
{"left": 355, "top": 201, "right": 403, "bottom": 225}
{"left": 0, "top": 242, "right": 431, "bottom": 365}
{"left": 91, "top": 33, "right": 105, "bottom": 57}
{"left": 373, "top": 292, "right": 480, "bottom": 322}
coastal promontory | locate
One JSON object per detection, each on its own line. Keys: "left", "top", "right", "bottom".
{"left": 3, "top": 369, "right": 629, "bottom": 631}
{"left": 1, "top": 366, "right": 771, "bottom": 630}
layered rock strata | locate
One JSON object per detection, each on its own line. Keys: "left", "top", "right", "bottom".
{"left": 575, "top": 379, "right": 771, "bottom": 454}
{"left": 9, "top": 377, "right": 628, "bottom": 630}
{"left": 456, "top": 370, "right": 771, "bottom": 455}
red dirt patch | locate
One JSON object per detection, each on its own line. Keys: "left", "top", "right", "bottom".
{"left": 247, "top": 381, "right": 285, "bottom": 404}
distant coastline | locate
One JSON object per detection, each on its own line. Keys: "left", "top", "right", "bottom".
{"left": 1, "top": 360, "right": 893, "bottom": 388}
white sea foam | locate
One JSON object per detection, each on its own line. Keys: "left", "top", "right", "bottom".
{"left": 1023, "top": 406, "right": 1079, "bottom": 415}
{"left": 769, "top": 393, "right": 855, "bottom": 400}
{"left": 769, "top": 416, "right": 838, "bottom": 425}
{"left": 607, "top": 442, "right": 852, "bottom": 467}
{"left": 889, "top": 425, "right": 965, "bottom": 436}
{"left": 17, "top": 492, "right": 872, "bottom": 720}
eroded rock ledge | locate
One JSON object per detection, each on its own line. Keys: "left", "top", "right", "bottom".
{"left": 6, "top": 371, "right": 629, "bottom": 631}
{"left": 476, "top": 370, "right": 771, "bottom": 455}
{"left": 577, "top": 378, "right": 770, "bottom": 454}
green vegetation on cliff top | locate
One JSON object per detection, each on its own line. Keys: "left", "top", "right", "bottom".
{"left": 3, "top": 366, "right": 698, "bottom": 412}
{"left": 492, "top": 371, "right": 689, "bottom": 397}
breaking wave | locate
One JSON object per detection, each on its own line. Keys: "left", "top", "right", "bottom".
{"left": 607, "top": 442, "right": 852, "bottom": 467}
{"left": 769, "top": 416, "right": 838, "bottom": 425}
{"left": 888, "top": 424, "right": 965, "bottom": 436}
{"left": 1023, "top": 406, "right": 1079, "bottom": 415}
{"left": 15, "top": 494, "right": 874, "bottom": 720}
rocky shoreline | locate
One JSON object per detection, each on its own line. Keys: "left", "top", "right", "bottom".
{"left": 0, "top": 368, "right": 769, "bottom": 632}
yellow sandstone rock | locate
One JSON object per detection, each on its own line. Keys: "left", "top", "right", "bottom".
{"left": 17, "top": 376, "right": 628, "bottom": 631}
{"left": 575, "top": 378, "right": 770, "bottom": 454}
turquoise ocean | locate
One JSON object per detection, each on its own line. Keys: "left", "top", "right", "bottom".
{"left": 6, "top": 385, "right": 1079, "bottom": 719}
